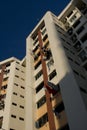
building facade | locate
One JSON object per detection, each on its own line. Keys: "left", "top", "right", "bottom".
{"left": 0, "top": 0, "right": 87, "bottom": 130}
{"left": 0, "top": 57, "right": 26, "bottom": 130}
{"left": 26, "top": 0, "right": 87, "bottom": 130}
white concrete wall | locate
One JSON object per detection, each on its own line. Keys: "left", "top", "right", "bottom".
{"left": 44, "top": 11, "right": 87, "bottom": 130}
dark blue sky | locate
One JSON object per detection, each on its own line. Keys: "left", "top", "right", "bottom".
{"left": 0, "top": 0, "right": 70, "bottom": 61}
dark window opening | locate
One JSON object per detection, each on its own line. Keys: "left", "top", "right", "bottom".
{"left": 11, "top": 115, "right": 16, "bottom": 118}
{"left": 0, "top": 116, "right": 3, "bottom": 128}
{"left": 20, "top": 105, "right": 24, "bottom": 109}
{"left": 77, "top": 26, "right": 84, "bottom": 34}
{"left": 6, "top": 63, "right": 10, "bottom": 67}
{"left": 73, "top": 20, "right": 80, "bottom": 28}
{"left": 81, "top": 33, "right": 87, "bottom": 43}
{"left": 35, "top": 70, "right": 43, "bottom": 80}
{"left": 37, "top": 96, "right": 46, "bottom": 109}
{"left": 43, "top": 34, "right": 48, "bottom": 42}
{"left": 34, "top": 61, "right": 41, "bottom": 70}
{"left": 33, "top": 44, "right": 39, "bottom": 53}
{"left": 36, "top": 82, "right": 44, "bottom": 93}
{"left": 1, "top": 85, "right": 7, "bottom": 90}
{"left": 35, "top": 113, "right": 48, "bottom": 128}
{"left": 13, "top": 92, "right": 17, "bottom": 95}
{"left": 73, "top": 70, "right": 79, "bottom": 75}
{"left": 67, "top": 11, "right": 73, "bottom": 18}
{"left": 83, "top": 63, "right": 87, "bottom": 71}
{"left": 80, "top": 87, "right": 87, "bottom": 94}
{"left": 49, "top": 70, "right": 57, "bottom": 80}
{"left": 12, "top": 103, "right": 17, "bottom": 106}
{"left": 33, "top": 38, "right": 38, "bottom": 46}
{"left": 21, "top": 86, "right": 25, "bottom": 89}
{"left": 19, "top": 117, "right": 24, "bottom": 121}
{"left": 55, "top": 102, "right": 65, "bottom": 114}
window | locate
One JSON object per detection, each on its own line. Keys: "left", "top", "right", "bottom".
{"left": 15, "top": 75, "right": 19, "bottom": 78}
{"left": 43, "top": 34, "right": 48, "bottom": 42}
{"left": 20, "top": 105, "right": 24, "bottom": 109}
{"left": 68, "top": 57, "right": 73, "bottom": 61}
{"left": 20, "top": 95, "right": 24, "bottom": 98}
{"left": 67, "top": 11, "right": 73, "bottom": 18}
{"left": 34, "top": 60, "right": 41, "bottom": 70}
{"left": 42, "top": 28, "right": 46, "bottom": 35}
{"left": 76, "top": 26, "right": 84, "bottom": 34}
{"left": 21, "top": 86, "right": 25, "bottom": 89}
{"left": 73, "top": 70, "right": 79, "bottom": 75}
{"left": 16, "top": 67, "right": 19, "bottom": 70}
{"left": 11, "top": 115, "right": 16, "bottom": 118}
{"left": 13, "top": 92, "right": 17, "bottom": 95}
{"left": 36, "top": 82, "right": 44, "bottom": 93}
{"left": 33, "top": 38, "right": 38, "bottom": 46}
{"left": 54, "top": 102, "right": 65, "bottom": 114}
{"left": 0, "top": 116, "right": 3, "bottom": 128}
{"left": 80, "top": 87, "right": 87, "bottom": 94}
{"left": 3, "top": 77, "right": 8, "bottom": 81}
{"left": 1, "top": 84, "right": 7, "bottom": 89}
{"left": 49, "top": 70, "right": 57, "bottom": 80}
{"left": 35, "top": 113, "right": 48, "bottom": 128}
{"left": 41, "top": 23, "right": 45, "bottom": 30}
{"left": 21, "top": 78, "right": 25, "bottom": 81}
{"left": 14, "top": 83, "right": 18, "bottom": 86}
{"left": 80, "top": 75, "right": 86, "bottom": 80}
{"left": 19, "top": 117, "right": 24, "bottom": 121}
{"left": 74, "top": 61, "right": 80, "bottom": 66}
{"left": 12, "top": 103, "right": 17, "bottom": 106}
{"left": 81, "top": 33, "right": 87, "bottom": 43}
{"left": 73, "top": 20, "right": 80, "bottom": 28}
{"left": 16, "top": 61, "right": 20, "bottom": 64}
{"left": 6, "top": 63, "right": 10, "bottom": 67}
{"left": 35, "top": 70, "right": 43, "bottom": 80}
{"left": 79, "top": 50, "right": 87, "bottom": 62}
{"left": 37, "top": 96, "right": 46, "bottom": 108}
{"left": 33, "top": 44, "right": 39, "bottom": 53}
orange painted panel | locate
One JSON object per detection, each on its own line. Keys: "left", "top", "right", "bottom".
{"left": 35, "top": 103, "right": 47, "bottom": 120}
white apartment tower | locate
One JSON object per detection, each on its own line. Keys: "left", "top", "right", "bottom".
{"left": 26, "top": 0, "right": 87, "bottom": 130}
{"left": 0, "top": 57, "right": 26, "bottom": 130}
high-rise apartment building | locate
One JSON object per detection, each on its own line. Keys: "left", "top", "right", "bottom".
{"left": 0, "top": 0, "right": 87, "bottom": 130}
{"left": 58, "top": 0, "right": 87, "bottom": 72}
{"left": 26, "top": 0, "right": 87, "bottom": 130}
{"left": 0, "top": 57, "right": 26, "bottom": 130}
